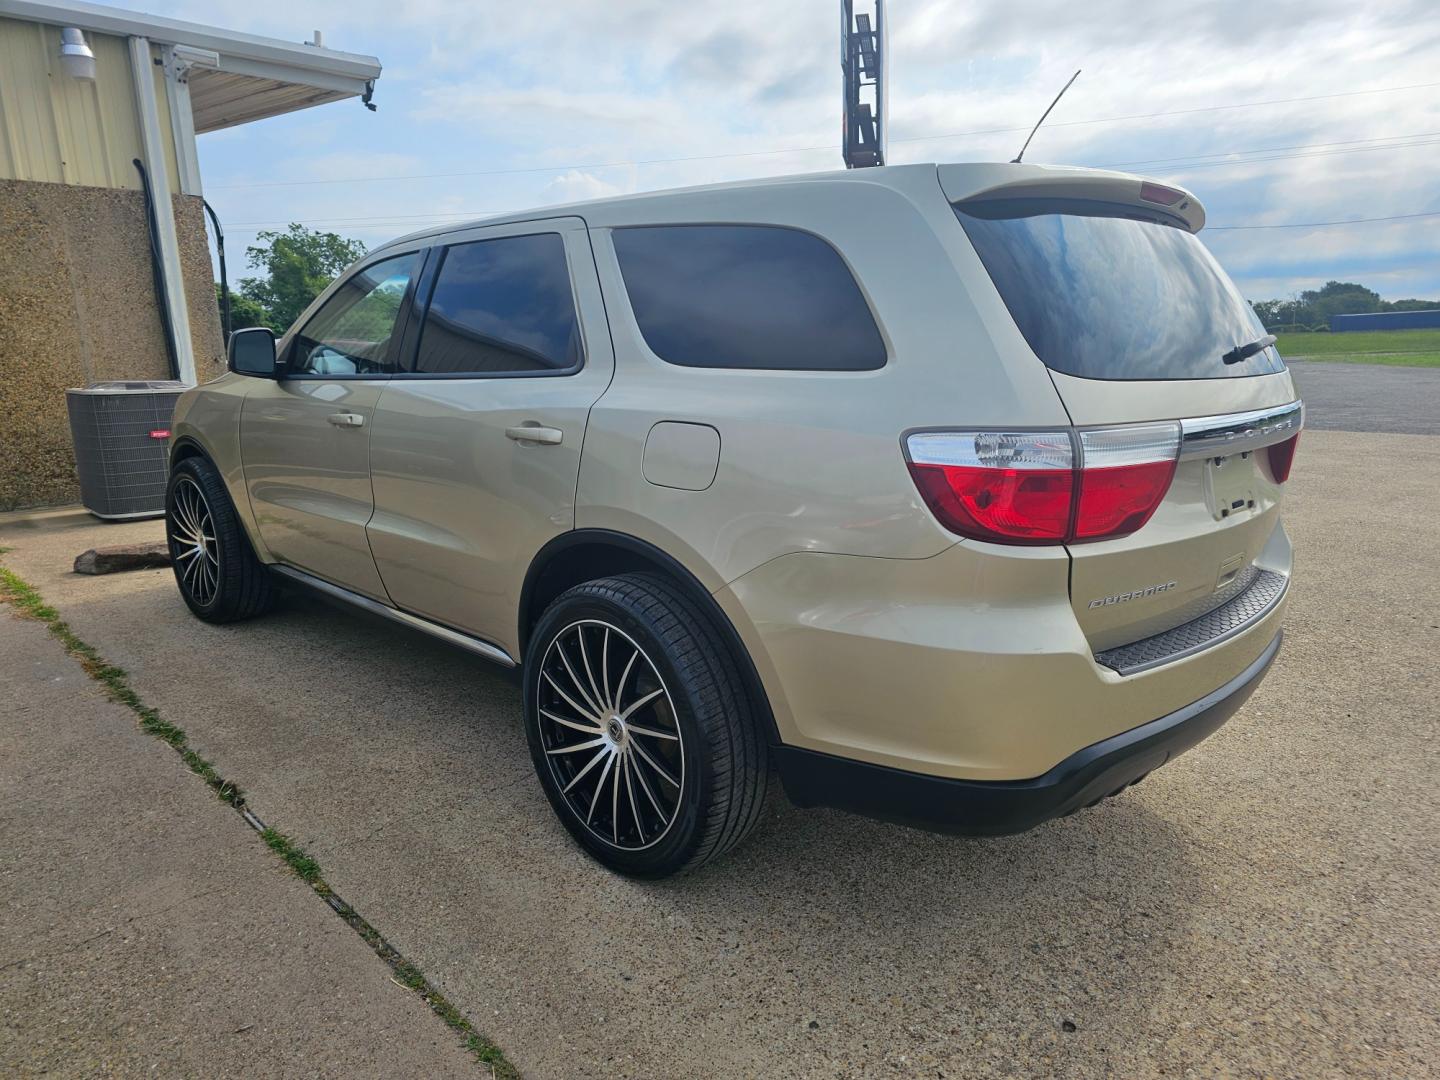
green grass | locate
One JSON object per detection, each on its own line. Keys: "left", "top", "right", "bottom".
{"left": 1275, "top": 328, "right": 1440, "bottom": 367}
{"left": 0, "top": 558, "right": 517, "bottom": 1078}
{"left": 261, "top": 828, "right": 326, "bottom": 888}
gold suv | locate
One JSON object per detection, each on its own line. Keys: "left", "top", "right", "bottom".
{"left": 167, "top": 162, "right": 1300, "bottom": 877}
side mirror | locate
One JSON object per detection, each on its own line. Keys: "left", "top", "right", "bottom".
{"left": 228, "top": 327, "right": 279, "bottom": 377}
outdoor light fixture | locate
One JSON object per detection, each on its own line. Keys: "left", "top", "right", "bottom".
{"left": 58, "top": 28, "right": 96, "bottom": 80}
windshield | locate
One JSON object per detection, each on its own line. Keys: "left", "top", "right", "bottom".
{"left": 954, "top": 197, "right": 1285, "bottom": 381}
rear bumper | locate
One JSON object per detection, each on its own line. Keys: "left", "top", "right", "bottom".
{"left": 776, "top": 629, "right": 1281, "bottom": 836}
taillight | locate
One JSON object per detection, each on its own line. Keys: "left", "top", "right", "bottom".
{"left": 1074, "top": 423, "right": 1180, "bottom": 540}
{"left": 906, "top": 422, "right": 1180, "bottom": 546}
{"left": 906, "top": 432, "right": 1074, "bottom": 544}
{"left": 1267, "top": 432, "right": 1300, "bottom": 483}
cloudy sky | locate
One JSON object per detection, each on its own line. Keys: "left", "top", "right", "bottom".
{"left": 146, "top": 0, "right": 1438, "bottom": 300}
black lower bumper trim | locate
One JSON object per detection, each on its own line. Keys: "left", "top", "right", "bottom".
{"left": 775, "top": 630, "right": 1282, "bottom": 836}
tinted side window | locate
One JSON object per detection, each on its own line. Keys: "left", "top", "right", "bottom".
{"left": 291, "top": 253, "right": 418, "bottom": 375}
{"left": 611, "top": 225, "right": 885, "bottom": 371}
{"left": 413, "top": 233, "right": 581, "bottom": 375}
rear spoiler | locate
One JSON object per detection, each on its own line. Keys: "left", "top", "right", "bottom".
{"left": 938, "top": 163, "right": 1206, "bottom": 233}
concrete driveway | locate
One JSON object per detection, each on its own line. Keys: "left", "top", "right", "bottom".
{"left": 2, "top": 427, "right": 1437, "bottom": 1077}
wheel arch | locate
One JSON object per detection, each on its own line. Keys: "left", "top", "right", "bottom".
{"left": 167, "top": 435, "right": 271, "bottom": 563}
{"left": 168, "top": 435, "right": 210, "bottom": 467}
{"left": 520, "top": 530, "right": 781, "bottom": 746}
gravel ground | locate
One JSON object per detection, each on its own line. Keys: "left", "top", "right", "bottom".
{"left": 1, "top": 428, "right": 1436, "bottom": 1078}
{"left": 1286, "top": 360, "right": 1440, "bottom": 435}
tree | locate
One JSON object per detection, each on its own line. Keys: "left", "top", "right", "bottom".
{"left": 1381, "top": 298, "right": 1440, "bottom": 312}
{"left": 1250, "top": 280, "right": 1440, "bottom": 330}
{"left": 215, "top": 283, "right": 273, "bottom": 332}
{"left": 237, "top": 224, "right": 367, "bottom": 334}
{"left": 1300, "top": 281, "right": 1381, "bottom": 321}
{"left": 1250, "top": 299, "right": 1286, "bottom": 328}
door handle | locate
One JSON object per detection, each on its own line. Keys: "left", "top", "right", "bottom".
{"left": 327, "top": 412, "right": 365, "bottom": 428}
{"left": 505, "top": 425, "right": 563, "bottom": 445}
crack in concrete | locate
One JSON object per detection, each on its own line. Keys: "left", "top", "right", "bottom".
{"left": 0, "top": 564, "right": 518, "bottom": 1078}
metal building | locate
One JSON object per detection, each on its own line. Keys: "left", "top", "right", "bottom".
{"left": 1329, "top": 310, "right": 1440, "bottom": 333}
{"left": 0, "top": 0, "right": 381, "bottom": 511}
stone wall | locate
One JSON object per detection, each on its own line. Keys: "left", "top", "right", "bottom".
{"left": 0, "top": 178, "right": 224, "bottom": 511}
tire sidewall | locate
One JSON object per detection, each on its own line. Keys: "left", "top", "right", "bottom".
{"left": 524, "top": 585, "right": 717, "bottom": 878}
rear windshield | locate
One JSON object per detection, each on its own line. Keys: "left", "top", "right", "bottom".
{"left": 954, "top": 198, "right": 1284, "bottom": 381}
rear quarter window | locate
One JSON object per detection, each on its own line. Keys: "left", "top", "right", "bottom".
{"left": 954, "top": 198, "right": 1284, "bottom": 381}
{"left": 611, "top": 224, "right": 886, "bottom": 371}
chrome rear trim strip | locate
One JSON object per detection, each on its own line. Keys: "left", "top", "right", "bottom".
{"left": 272, "top": 565, "right": 517, "bottom": 668}
{"left": 1178, "top": 400, "right": 1303, "bottom": 461}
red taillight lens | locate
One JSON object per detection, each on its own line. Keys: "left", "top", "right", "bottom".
{"left": 906, "top": 431, "right": 1074, "bottom": 544}
{"left": 1073, "top": 460, "right": 1177, "bottom": 539}
{"left": 907, "top": 463, "right": 1074, "bottom": 543}
{"left": 906, "top": 423, "right": 1180, "bottom": 546}
{"left": 1073, "top": 423, "right": 1181, "bottom": 540}
{"left": 1267, "top": 432, "right": 1300, "bottom": 483}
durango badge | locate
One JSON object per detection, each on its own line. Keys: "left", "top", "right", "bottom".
{"left": 1088, "top": 582, "right": 1178, "bottom": 609}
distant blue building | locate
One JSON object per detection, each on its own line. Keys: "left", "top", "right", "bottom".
{"left": 1330, "top": 310, "right": 1440, "bottom": 332}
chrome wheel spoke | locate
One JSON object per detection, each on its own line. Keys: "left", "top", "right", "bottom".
{"left": 183, "top": 492, "right": 203, "bottom": 538}
{"left": 600, "top": 629, "right": 612, "bottom": 711}
{"left": 562, "top": 747, "right": 608, "bottom": 794}
{"left": 576, "top": 626, "right": 607, "bottom": 717}
{"left": 172, "top": 490, "right": 196, "bottom": 537}
{"left": 611, "top": 649, "right": 639, "bottom": 713}
{"left": 540, "top": 708, "right": 601, "bottom": 736}
{"left": 556, "top": 642, "right": 604, "bottom": 720}
{"left": 623, "top": 754, "right": 645, "bottom": 844}
{"left": 586, "top": 753, "right": 616, "bottom": 825}
{"left": 611, "top": 750, "right": 622, "bottom": 843}
{"left": 543, "top": 670, "right": 603, "bottom": 726}
{"left": 632, "top": 738, "right": 680, "bottom": 789}
{"left": 537, "top": 619, "right": 684, "bottom": 850}
{"left": 619, "top": 687, "right": 664, "bottom": 721}
{"left": 630, "top": 750, "right": 666, "bottom": 818}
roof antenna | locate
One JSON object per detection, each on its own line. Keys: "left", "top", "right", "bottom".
{"left": 1011, "top": 69, "right": 1081, "bottom": 164}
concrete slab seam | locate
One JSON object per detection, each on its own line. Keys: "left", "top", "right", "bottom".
{"left": 0, "top": 556, "right": 518, "bottom": 1080}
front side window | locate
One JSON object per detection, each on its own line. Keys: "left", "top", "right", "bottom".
{"left": 413, "top": 233, "right": 581, "bottom": 375}
{"left": 611, "top": 224, "right": 886, "bottom": 371}
{"left": 290, "top": 253, "right": 418, "bottom": 375}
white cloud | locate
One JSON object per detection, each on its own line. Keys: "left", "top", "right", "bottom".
{"left": 539, "top": 169, "right": 631, "bottom": 206}
{"left": 144, "top": 0, "right": 1440, "bottom": 297}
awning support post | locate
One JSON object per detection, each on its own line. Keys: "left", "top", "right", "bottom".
{"left": 128, "top": 35, "right": 197, "bottom": 385}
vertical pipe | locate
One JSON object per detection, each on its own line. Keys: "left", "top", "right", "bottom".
{"left": 203, "top": 199, "right": 231, "bottom": 340}
{"left": 128, "top": 35, "right": 196, "bottom": 385}
{"left": 133, "top": 159, "right": 180, "bottom": 381}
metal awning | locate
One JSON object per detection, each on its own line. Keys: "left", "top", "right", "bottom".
{"left": 187, "top": 69, "right": 360, "bottom": 134}
{"left": 1, "top": 0, "right": 382, "bottom": 130}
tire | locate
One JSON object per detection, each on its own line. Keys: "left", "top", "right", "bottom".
{"left": 165, "top": 456, "right": 274, "bottom": 624}
{"left": 524, "top": 572, "right": 769, "bottom": 878}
